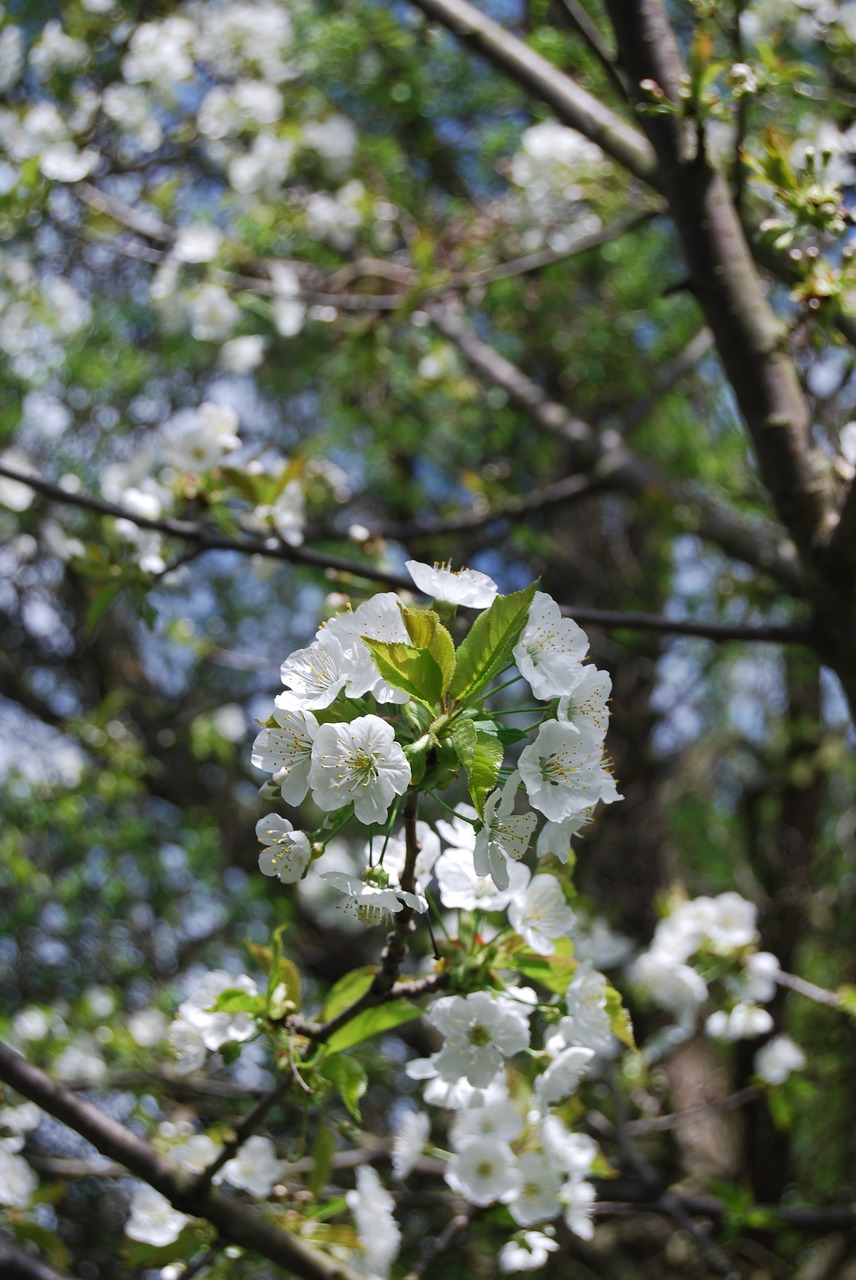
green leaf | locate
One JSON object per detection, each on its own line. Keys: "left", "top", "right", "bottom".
{"left": 448, "top": 583, "right": 537, "bottom": 702}
{"left": 322, "top": 967, "right": 377, "bottom": 1021}
{"left": 508, "top": 945, "right": 577, "bottom": 996}
{"left": 209, "top": 988, "right": 265, "bottom": 1016}
{"left": 308, "top": 1120, "right": 337, "bottom": 1199}
{"left": 269, "top": 924, "right": 303, "bottom": 1011}
{"left": 399, "top": 605, "right": 456, "bottom": 693}
{"left": 325, "top": 999, "right": 422, "bottom": 1054}
{"left": 362, "top": 638, "right": 443, "bottom": 708}
{"left": 451, "top": 717, "right": 477, "bottom": 771}
{"left": 467, "top": 731, "right": 504, "bottom": 815}
{"left": 605, "top": 983, "right": 636, "bottom": 1049}
{"left": 319, "top": 1054, "right": 368, "bottom": 1121}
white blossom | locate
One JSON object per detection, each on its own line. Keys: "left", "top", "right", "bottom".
{"left": 705, "top": 1002, "right": 773, "bottom": 1041}
{"left": 631, "top": 949, "right": 708, "bottom": 1022}
{"left": 535, "top": 812, "right": 591, "bottom": 864}
{"left": 404, "top": 558, "right": 498, "bottom": 608}
{"left": 219, "top": 334, "right": 266, "bottom": 373}
{"left": 256, "top": 813, "right": 312, "bottom": 883}
{"left": 436, "top": 842, "right": 530, "bottom": 911}
{"left": 168, "top": 970, "right": 258, "bottom": 1073}
{"left": 509, "top": 873, "right": 575, "bottom": 955}
{"left": 308, "top": 714, "right": 411, "bottom": 824}
{"left": 557, "top": 666, "right": 612, "bottom": 744}
{"left": 127, "top": 1008, "right": 168, "bottom": 1048}
{"left": 164, "top": 402, "right": 241, "bottom": 471}
{"left": 320, "top": 869, "right": 427, "bottom": 925}
{"left": 445, "top": 1137, "right": 522, "bottom": 1206}
{"left": 754, "top": 1034, "right": 807, "bottom": 1085}
{"left": 170, "top": 1134, "right": 222, "bottom": 1175}
{"left": 561, "top": 1177, "right": 597, "bottom": 1240}
{"left": 376, "top": 820, "right": 441, "bottom": 887}
{"left": 252, "top": 707, "right": 318, "bottom": 805}
{"left": 474, "top": 773, "right": 537, "bottom": 890}
{"left": 534, "top": 1046, "right": 595, "bottom": 1105}
{"left": 122, "top": 17, "right": 196, "bottom": 87}
{"left": 740, "top": 951, "right": 780, "bottom": 1004}
{"left": 450, "top": 1098, "right": 524, "bottom": 1148}
{"left": 222, "top": 1134, "right": 283, "bottom": 1197}
{"left": 0, "top": 26, "right": 23, "bottom": 94}
{"left": 428, "top": 991, "right": 530, "bottom": 1088}
{"left": 189, "top": 283, "right": 239, "bottom": 341}
{"left": 174, "top": 225, "right": 223, "bottom": 264}
{"left": 279, "top": 633, "right": 351, "bottom": 710}
{"left": 0, "top": 1147, "right": 37, "bottom": 1208}
{"left": 125, "top": 1184, "right": 189, "bottom": 1246}
{"left": 539, "top": 1117, "right": 598, "bottom": 1177}
{"left": 499, "top": 1230, "right": 560, "bottom": 1272}
{"left": 552, "top": 962, "right": 612, "bottom": 1053}
{"left": 392, "top": 1110, "right": 431, "bottom": 1180}
{"left": 513, "top": 591, "right": 588, "bottom": 699}
{"left": 519, "top": 720, "right": 621, "bottom": 821}
{"left": 0, "top": 447, "right": 36, "bottom": 512}
{"left": 323, "top": 592, "right": 412, "bottom": 703}
{"left": 509, "top": 1152, "right": 564, "bottom": 1226}
{"left": 346, "top": 1165, "right": 401, "bottom": 1280}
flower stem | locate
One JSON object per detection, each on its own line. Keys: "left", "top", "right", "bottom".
{"left": 428, "top": 791, "right": 479, "bottom": 824}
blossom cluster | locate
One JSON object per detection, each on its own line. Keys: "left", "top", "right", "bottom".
{"left": 252, "top": 565, "right": 620, "bottom": 915}
{"left": 631, "top": 891, "right": 807, "bottom": 1079}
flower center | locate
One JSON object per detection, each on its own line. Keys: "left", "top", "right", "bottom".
{"left": 541, "top": 751, "right": 572, "bottom": 785}
{"left": 468, "top": 1023, "right": 491, "bottom": 1047}
{"left": 350, "top": 748, "right": 379, "bottom": 785}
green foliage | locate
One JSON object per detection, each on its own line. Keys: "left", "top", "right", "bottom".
{"left": 324, "top": 1000, "right": 422, "bottom": 1055}
{"left": 362, "top": 639, "right": 445, "bottom": 708}
{"left": 318, "top": 1055, "right": 368, "bottom": 1121}
{"left": 448, "top": 585, "right": 537, "bottom": 702}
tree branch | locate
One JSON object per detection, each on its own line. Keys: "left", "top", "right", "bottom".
{"left": 404, "top": 0, "right": 657, "bottom": 183}
{"left": 0, "top": 1233, "right": 76, "bottom": 1280}
{"left": 0, "top": 462, "right": 812, "bottom": 645}
{"left": 427, "top": 304, "right": 805, "bottom": 590}
{"left": 0, "top": 1041, "right": 363, "bottom": 1280}
{"left": 604, "top": 0, "right": 837, "bottom": 563}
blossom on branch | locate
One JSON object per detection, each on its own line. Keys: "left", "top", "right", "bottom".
{"left": 405, "top": 558, "right": 498, "bottom": 608}
{"left": 256, "top": 813, "right": 312, "bottom": 883}
{"left": 308, "top": 714, "right": 411, "bottom": 824}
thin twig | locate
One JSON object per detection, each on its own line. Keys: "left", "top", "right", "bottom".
{"left": 0, "top": 1041, "right": 363, "bottom": 1280}
{"left": 0, "top": 461, "right": 815, "bottom": 645}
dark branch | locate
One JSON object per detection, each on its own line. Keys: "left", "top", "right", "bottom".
{"left": 427, "top": 305, "right": 805, "bottom": 590}
{"left": 0, "top": 1041, "right": 362, "bottom": 1280}
{"left": 0, "top": 465, "right": 812, "bottom": 644}
{"left": 404, "top": 0, "right": 657, "bottom": 183}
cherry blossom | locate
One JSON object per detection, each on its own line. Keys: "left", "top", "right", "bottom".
{"left": 405, "top": 558, "right": 498, "bottom": 608}
{"left": 256, "top": 813, "right": 312, "bottom": 883}
{"left": 512, "top": 591, "right": 589, "bottom": 700}
{"left": 308, "top": 714, "right": 411, "bottom": 824}
{"left": 428, "top": 992, "right": 531, "bottom": 1088}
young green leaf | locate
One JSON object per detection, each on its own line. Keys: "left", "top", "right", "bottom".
{"left": 325, "top": 999, "right": 422, "bottom": 1054}
{"left": 451, "top": 717, "right": 477, "bottom": 771}
{"left": 319, "top": 1055, "right": 368, "bottom": 1121}
{"left": 508, "top": 947, "right": 577, "bottom": 996}
{"left": 448, "top": 583, "right": 537, "bottom": 703}
{"left": 467, "top": 731, "right": 504, "bottom": 815}
{"left": 362, "top": 638, "right": 443, "bottom": 708}
{"left": 308, "top": 1120, "right": 337, "bottom": 1200}
{"left": 399, "top": 604, "right": 457, "bottom": 693}
{"left": 605, "top": 983, "right": 636, "bottom": 1049}
{"left": 321, "top": 966, "right": 376, "bottom": 1021}
{"left": 209, "top": 988, "right": 265, "bottom": 1016}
